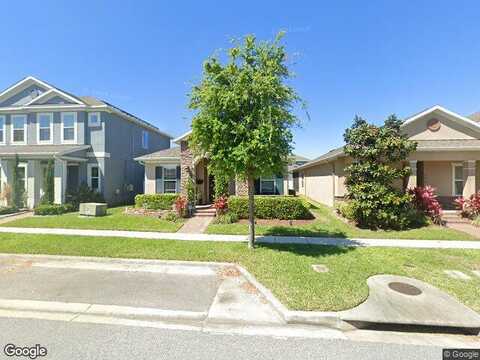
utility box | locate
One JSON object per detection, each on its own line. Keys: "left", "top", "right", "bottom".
{"left": 79, "top": 203, "right": 107, "bottom": 217}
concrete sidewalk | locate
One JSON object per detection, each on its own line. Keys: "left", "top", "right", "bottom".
{"left": 1, "top": 226, "right": 480, "bottom": 249}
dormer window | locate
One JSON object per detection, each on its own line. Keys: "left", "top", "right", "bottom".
{"left": 11, "top": 115, "right": 27, "bottom": 144}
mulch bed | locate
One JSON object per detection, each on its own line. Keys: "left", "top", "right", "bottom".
{"left": 238, "top": 218, "right": 316, "bottom": 226}
{"left": 124, "top": 207, "right": 167, "bottom": 218}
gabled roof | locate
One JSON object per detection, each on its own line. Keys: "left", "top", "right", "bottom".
{"left": 173, "top": 130, "right": 192, "bottom": 144}
{"left": 294, "top": 105, "right": 480, "bottom": 172}
{"left": 0, "top": 76, "right": 173, "bottom": 138}
{"left": 402, "top": 105, "right": 480, "bottom": 133}
{"left": 134, "top": 147, "right": 180, "bottom": 162}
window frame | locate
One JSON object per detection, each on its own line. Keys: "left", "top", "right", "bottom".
{"left": 61, "top": 112, "right": 77, "bottom": 144}
{"left": 260, "top": 176, "right": 276, "bottom": 195}
{"left": 17, "top": 163, "right": 27, "bottom": 192}
{"left": 11, "top": 114, "right": 27, "bottom": 145}
{"left": 452, "top": 163, "right": 464, "bottom": 197}
{"left": 36, "top": 113, "right": 53, "bottom": 144}
{"left": 87, "top": 163, "right": 101, "bottom": 193}
{"left": 88, "top": 112, "right": 101, "bottom": 127}
{"left": 0, "top": 115, "right": 5, "bottom": 145}
{"left": 162, "top": 165, "right": 178, "bottom": 194}
{"left": 142, "top": 130, "right": 149, "bottom": 150}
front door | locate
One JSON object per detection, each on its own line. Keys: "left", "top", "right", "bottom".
{"left": 67, "top": 165, "right": 79, "bottom": 193}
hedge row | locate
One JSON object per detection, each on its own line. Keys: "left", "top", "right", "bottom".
{"left": 34, "top": 203, "right": 76, "bottom": 216}
{"left": 228, "top": 196, "right": 313, "bottom": 220}
{"left": 135, "top": 194, "right": 180, "bottom": 210}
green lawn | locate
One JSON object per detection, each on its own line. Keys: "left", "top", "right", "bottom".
{"left": 207, "top": 200, "right": 476, "bottom": 240}
{"left": 0, "top": 232, "right": 478, "bottom": 312}
{"left": 1, "top": 207, "right": 184, "bottom": 232}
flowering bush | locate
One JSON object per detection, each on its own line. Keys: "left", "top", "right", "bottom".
{"left": 408, "top": 186, "right": 442, "bottom": 224}
{"left": 455, "top": 192, "right": 480, "bottom": 219}
{"left": 174, "top": 196, "right": 188, "bottom": 218}
{"left": 213, "top": 196, "right": 228, "bottom": 215}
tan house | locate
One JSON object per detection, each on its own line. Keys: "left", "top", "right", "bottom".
{"left": 135, "top": 131, "right": 295, "bottom": 204}
{"left": 293, "top": 105, "right": 480, "bottom": 209}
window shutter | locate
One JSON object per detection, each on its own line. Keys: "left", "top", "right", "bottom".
{"left": 176, "top": 166, "right": 181, "bottom": 180}
{"left": 155, "top": 166, "right": 163, "bottom": 179}
{"left": 254, "top": 178, "right": 261, "bottom": 194}
{"left": 275, "top": 175, "right": 284, "bottom": 195}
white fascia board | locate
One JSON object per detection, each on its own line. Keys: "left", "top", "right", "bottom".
{"left": 173, "top": 130, "right": 192, "bottom": 144}
{"left": 24, "top": 88, "right": 85, "bottom": 106}
{"left": 0, "top": 76, "right": 54, "bottom": 101}
{"left": 401, "top": 105, "right": 480, "bottom": 132}
{"left": 0, "top": 105, "right": 87, "bottom": 112}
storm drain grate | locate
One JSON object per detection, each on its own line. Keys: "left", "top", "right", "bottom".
{"left": 388, "top": 282, "right": 422, "bottom": 296}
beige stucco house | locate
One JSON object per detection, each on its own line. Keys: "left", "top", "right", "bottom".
{"left": 293, "top": 105, "right": 480, "bottom": 209}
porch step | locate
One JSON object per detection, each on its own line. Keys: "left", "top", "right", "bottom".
{"left": 194, "top": 206, "right": 216, "bottom": 218}
{"left": 442, "top": 211, "right": 470, "bottom": 224}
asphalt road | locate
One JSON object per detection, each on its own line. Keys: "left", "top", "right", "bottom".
{"left": 0, "top": 318, "right": 443, "bottom": 360}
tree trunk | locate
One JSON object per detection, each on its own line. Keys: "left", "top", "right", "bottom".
{"left": 247, "top": 175, "right": 255, "bottom": 249}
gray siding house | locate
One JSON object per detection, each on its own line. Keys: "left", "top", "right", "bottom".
{"left": 0, "top": 76, "right": 172, "bottom": 208}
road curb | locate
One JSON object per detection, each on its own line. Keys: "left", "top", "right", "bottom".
{"left": 0, "top": 299, "right": 207, "bottom": 322}
{"left": 235, "top": 265, "right": 344, "bottom": 329}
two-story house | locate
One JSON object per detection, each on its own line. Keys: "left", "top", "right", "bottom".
{"left": 0, "top": 76, "right": 172, "bottom": 208}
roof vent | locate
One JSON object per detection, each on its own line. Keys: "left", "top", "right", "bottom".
{"left": 30, "top": 89, "right": 40, "bottom": 99}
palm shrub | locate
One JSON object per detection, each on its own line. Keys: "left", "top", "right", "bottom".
{"left": 12, "top": 154, "right": 23, "bottom": 208}
{"left": 41, "top": 159, "right": 54, "bottom": 204}
{"left": 343, "top": 115, "right": 417, "bottom": 230}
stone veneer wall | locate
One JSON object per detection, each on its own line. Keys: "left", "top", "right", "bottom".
{"left": 180, "top": 140, "right": 194, "bottom": 195}
{"left": 235, "top": 178, "right": 249, "bottom": 196}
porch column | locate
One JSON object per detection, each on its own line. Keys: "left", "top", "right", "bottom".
{"left": 54, "top": 159, "right": 67, "bottom": 204}
{"left": 463, "top": 160, "right": 476, "bottom": 198}
{"left": 26, "top": 160, "right": 41, "bottom": 209}
{"left": 0, "top": 159, "right": 12, "bottom": 207}
{"left": 406, "top": 160, "right": 417, "bottom": 189}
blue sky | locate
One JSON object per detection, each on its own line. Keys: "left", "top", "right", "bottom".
{"left": 1, "top": 1, "right": 479, "bottom": 158}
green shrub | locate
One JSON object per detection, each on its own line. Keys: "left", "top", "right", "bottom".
{"left": 0, "top": 206, "right": 18, "bottom": 215}
{"left": 34, "top": 203, "right": 75, "bottom": 216}
{"left": 66, "top": 183, "right": 105, "bottom": 210}
{"left": 162, "top": 211, "right": 180, "bottom": 222}
{"left": 135, "top": 194, "right": 180, "bottom": 210}
{"left": 213, "top": 212, "right": 239, "bottom": 224}
{"left": 228, "top": 196, "right": 313, "bottom": 220}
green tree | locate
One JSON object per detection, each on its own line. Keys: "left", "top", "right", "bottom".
{"left": 343, "top": 115, "right": 417, "bottom": 229}
{"left": 41, "top": 159, "right": 54, "bottom": 204}
{"left": 189, "top": 33, "right": 302, "bottom": 248}
{"left": 12, "top": 154, "right": 23, "bottom": 208}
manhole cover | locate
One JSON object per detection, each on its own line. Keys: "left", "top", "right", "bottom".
{"left": 388, "top": 282, "right": 422, "bottom": 296}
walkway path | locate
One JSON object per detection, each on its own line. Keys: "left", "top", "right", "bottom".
{"left": 1, "top": 227, "right": 480, "bottom": 249}
{"left": 0, "top": 211, "right": 32, "bottom": 225}
{"left": 177, "top": 216, "right": 214, "bottom": 234}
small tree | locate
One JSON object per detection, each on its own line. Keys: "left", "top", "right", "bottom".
{"left": 189, "top": 33, "right": 302, "bottom": 248}
{"left": 41, "top": 159, "right": 55, "bottom": 204}
{"left": 343, "top": 115, "right": 417, "bottom": 229}
{"left": 12, "top": 154, "right": 23, "bottom": 208}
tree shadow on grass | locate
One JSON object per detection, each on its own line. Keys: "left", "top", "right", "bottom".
{"left": 262, "top": 226, "right": 347, "bottom": 238}
{"left": 256, "top": 242, "right": 354, "bottom": 258}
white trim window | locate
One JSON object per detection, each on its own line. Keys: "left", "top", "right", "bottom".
{"left": 155, "top": 165, "right": 179, "bottom": 194}
{"left": 37, "top": 113, "right": 53, "bottom": 144}
{"left": 11, "top": 114, "right": 27, "bottom": 144}
{"left": 87, "top": 164, "right": 101, "bottom": 193}
{"left": 61, "top": 112, "right": 77, "bottom": 143}
{"left": 260, "top": 177, "right": 275, "bottom": 195}
{"left": 452, "top": 163, "right": 464, "bottom": 197}
{"left": 88, "top": 112, "right": 101, "bottom": 127}
{"left": 142, "top": 130, "right": 149, "bottom": 150}
{"left": 0, "top": 115, "right": 5, "bottom": 145}
{"left": 17, "top": 163, "right": 27, "bottom": 193}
